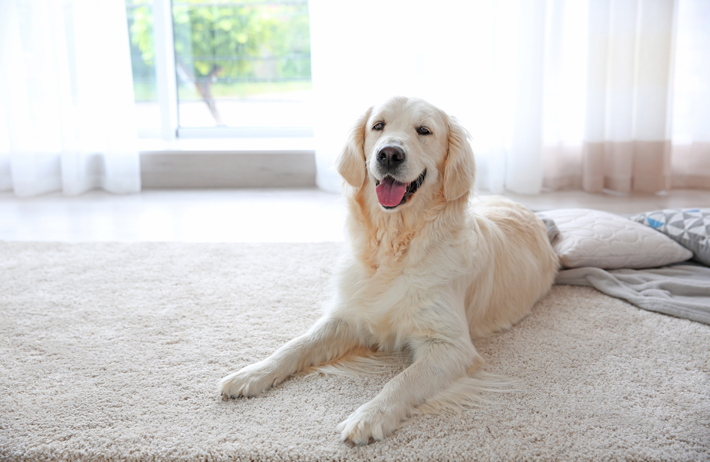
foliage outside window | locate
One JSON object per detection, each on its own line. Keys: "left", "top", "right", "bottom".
{"left": 125, "top": 0, "right": 311, "bottom": 129}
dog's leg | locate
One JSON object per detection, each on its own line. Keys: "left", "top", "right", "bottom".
{"left": 337, "top": 332, "right": 481, "bottom": 444}
{"left": 218, "top": 316, "right": 358, "bottom": 398}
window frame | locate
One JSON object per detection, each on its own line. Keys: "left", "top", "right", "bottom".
{"left": 145, "top": 0, "right": 314, "bottom": 142}
{"left": 152, "top": 0, "right": 179, "bottom": 141}
{"left": 135, "top": 0, "right": 316, "bottom": 189}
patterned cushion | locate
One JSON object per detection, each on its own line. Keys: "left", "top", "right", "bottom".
{"left": 631, "top": 208, "right": 710, "bottom": 266}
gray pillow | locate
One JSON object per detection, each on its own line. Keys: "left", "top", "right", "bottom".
{"left": 538, "top": 216, "right": 560, "bottom": 243}
{"left": 631, "top": 208, "right": 710, "bottom": 266}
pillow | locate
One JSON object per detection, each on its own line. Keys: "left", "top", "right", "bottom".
{"left": 538, "top": 216, "right": 560, "bottom": 243}
{"left": 631, "top": 208, "right": 710, "bottom": 267}
{"left": 537, "top": 209, "right": 693, "bottom": 269}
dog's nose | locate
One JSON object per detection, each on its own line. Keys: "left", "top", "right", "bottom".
{"left": 376, "top": 146, "right": 406, "bottom": 170}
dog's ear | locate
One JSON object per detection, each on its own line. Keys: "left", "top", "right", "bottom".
{"left": 443, "top": 116, "right": 476, "bottom": 201}
{"left": 336, "top": 107, "right": 373, "bottom": 189}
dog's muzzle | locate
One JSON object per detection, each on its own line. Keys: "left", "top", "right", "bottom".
{"left": 375, "top": 169, "right": 427, "bottom": 209}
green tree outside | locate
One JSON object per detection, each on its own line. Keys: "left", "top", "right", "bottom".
{"left": 125, "top": 0, "right": 311, "bottom": 125}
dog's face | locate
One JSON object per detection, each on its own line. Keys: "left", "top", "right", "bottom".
{"left": 337, "top": 96, "right": 476, "bottom": 212}
{"left": 364, "top": 98, "right": 447, "bottom": 210}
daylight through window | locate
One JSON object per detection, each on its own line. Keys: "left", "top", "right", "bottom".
{"left": 125, "top": 0, "right": 312, "bottom": 136}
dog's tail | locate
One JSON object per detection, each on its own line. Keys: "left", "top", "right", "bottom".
{"left": 302, "top": 349, "right": 518, "bottom": 414}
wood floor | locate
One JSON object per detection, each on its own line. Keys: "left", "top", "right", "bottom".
{"left": 2, "top": 188, "right": 710, "bottom": 242}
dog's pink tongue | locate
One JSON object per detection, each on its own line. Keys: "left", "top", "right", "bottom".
{"left": 376, "top": 177, "right": 408, "bottom": 207}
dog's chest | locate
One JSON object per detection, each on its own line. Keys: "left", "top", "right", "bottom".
{"left": 360, "top": 297, "right": 420, "bottom": 351}
{"left": 338, "top": 260, "right": 438, "bottom": 349}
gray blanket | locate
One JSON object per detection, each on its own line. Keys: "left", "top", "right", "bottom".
{"left": 556, "top": 264, "right": 710, "bottom": 325}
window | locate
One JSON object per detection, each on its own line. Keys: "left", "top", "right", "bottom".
{"left": 125, "top": 0, "right": 161, "bottom": 135}
{"left": 125, "top": 0, "right": 312, "bottom": 139}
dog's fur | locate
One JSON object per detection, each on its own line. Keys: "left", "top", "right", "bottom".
{"left": 218, "top": 96, "right": 559, "bottom": 444}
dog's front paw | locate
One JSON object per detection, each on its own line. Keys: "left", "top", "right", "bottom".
{"left": 337, "top": 401, "right": 404, "bottom": 444}
{"left": 218, "top": 361, "right": 280, "bottom": 398}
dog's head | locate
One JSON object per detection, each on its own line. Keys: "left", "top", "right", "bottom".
{"left": 337, "top": 96, "right": 475, "bottom": 212}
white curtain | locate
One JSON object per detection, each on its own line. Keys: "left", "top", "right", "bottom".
{"left": 310, "top": 0, "right": 710, "bottom": 195}
{"left": 670, "top": 0, "right": 710, "bottom": 189}
{"left": 0, "top": 0, "right": 141, "bottom": 197}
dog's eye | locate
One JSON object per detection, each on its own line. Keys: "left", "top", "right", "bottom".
{"left": 373, "top": 122, "right": 385, "bottom": 131}
{"left": 416, "top": 126, "right": 432, "bottom": 135}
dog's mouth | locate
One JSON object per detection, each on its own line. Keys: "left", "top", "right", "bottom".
{"left": 375, "top": 169, "right": 427, "bottom": 209}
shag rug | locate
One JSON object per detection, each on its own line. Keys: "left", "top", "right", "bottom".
{"left": 1, "top": 242, "right": 708, "bottom": 461}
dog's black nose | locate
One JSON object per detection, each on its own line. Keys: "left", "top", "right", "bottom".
{"left": 376, "top": 146, "right": 406, "bottom": 170}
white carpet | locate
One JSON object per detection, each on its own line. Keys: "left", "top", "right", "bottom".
{"left": 1, "top": 242, "right": 708, "bottom": 461}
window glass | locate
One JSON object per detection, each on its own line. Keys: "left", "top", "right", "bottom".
{"left": 171, "top": 0, "right": 312, "bottom": 129}
{"left": 125, "top": 0, "right": 161, "bottom": 133}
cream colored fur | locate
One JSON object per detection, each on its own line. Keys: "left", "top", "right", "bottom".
{"left": 218, "top": 96, "right": 559, "bottom": 444}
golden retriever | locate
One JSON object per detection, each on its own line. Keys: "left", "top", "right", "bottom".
{"left": 219, "top": 96, "right": 558, "bottom": 444}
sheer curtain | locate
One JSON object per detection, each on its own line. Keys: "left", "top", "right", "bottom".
{"left": 0, "top": 0, "right": 140, "bottom": 197}
{"left": 310, "top": 0, "right": 710, "bottom": 195}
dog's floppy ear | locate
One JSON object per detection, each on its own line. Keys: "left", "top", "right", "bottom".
{"left": 336, "top": 107, "right": 373, "bottom": 189}
{"left": 443, "top": 116, "right": 476, "bottom": 201}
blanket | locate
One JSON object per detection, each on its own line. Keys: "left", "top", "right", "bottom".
{"left": 556, "top": 264, "right": 710, "bottom": 325}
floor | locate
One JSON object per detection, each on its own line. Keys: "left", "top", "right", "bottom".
{"left": 2, "top": 188, "right": 710, "bottom": 242}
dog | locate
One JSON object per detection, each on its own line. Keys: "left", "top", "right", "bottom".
{"left": 219, "top": 96, "right": 558, "bottom": 444}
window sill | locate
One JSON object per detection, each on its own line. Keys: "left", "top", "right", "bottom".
{"left": 138, "top": 137, "right": 316, "bottom": 189}
{"left": 138, "top": 136, "right": 315, "bottom": 153}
